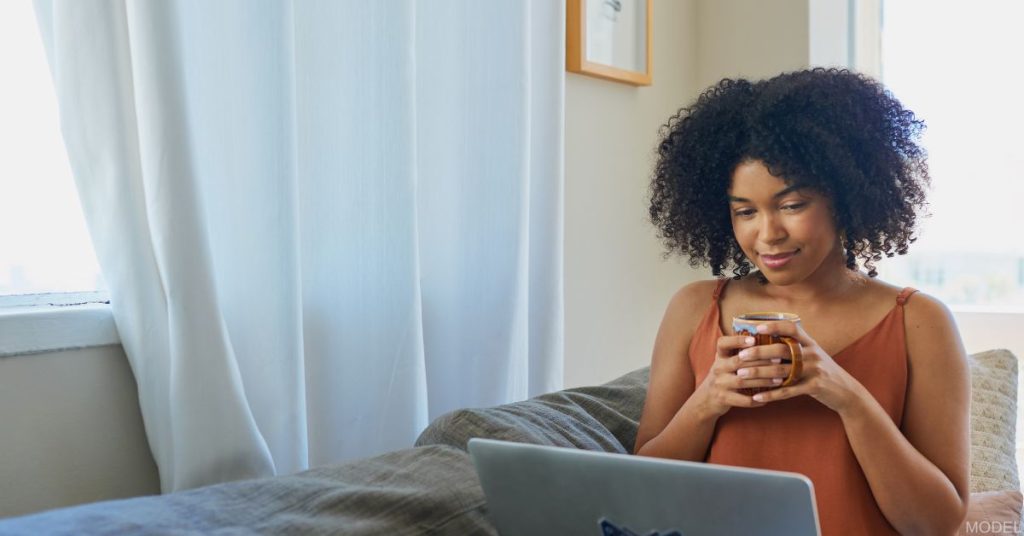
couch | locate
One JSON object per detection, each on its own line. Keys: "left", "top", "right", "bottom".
{"left": 0, "top": 349, "right": 1019, "bottom": 535}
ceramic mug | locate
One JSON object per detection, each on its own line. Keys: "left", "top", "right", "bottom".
{"left": 732, "top": 312, "right": 803, "bottom": 396}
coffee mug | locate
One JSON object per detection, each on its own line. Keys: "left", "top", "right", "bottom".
{"left": 732, "top": 312, "right": 803, "bottom": 396}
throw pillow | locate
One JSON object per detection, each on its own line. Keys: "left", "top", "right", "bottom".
{"left": 969, "top": 349, "right": 1020, "bottom": 493}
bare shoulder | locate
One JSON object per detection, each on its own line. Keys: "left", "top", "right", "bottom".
{"left": 668, "top": 279, "right": 721, "bottom": 316}
{"left": 667, "top": 279, "right": 724, "bottom": 326}
{"left": 655, "top": 279, "right": 722, "bottom": 352}
{"left": 860, "top": 277, "right": 959, "bottom": 341}
{"left": 900, "top": 288, "right": 966, "bottom": 365}
{"left": 902, "top": 289, "right": 956, "bottom": 328}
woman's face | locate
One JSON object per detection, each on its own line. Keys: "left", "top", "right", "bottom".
{"left": 728, "top": 160, "right": 841, "bottom": 286}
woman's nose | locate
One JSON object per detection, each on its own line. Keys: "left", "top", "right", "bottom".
{"left": 759, "top": 213, "right": 787, "bottom": 243}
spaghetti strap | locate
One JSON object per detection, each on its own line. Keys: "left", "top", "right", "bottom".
{"left": 896, "top": 287, "right": 918, "bottom": 306}
{"left": 711, "top": 278, "right": 729, "bottom": 303}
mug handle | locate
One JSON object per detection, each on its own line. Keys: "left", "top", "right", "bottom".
{"left": 778, "top": 336, "right": 803, "bottom": 387}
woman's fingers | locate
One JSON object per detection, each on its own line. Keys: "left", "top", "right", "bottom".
{"left": 737, "top": 378, "right": 784, "bottom": 388}
{"left": 710, "top": 335, "right": 797, "bottom": 410}
{"left": 737, "top": 342, "right": 795, "bottom": 362}
{"left": 722, "top": 391, "right": 766, "bottom": 408}
{"left": 736, "top": 364, "right": 791, "bottom": 380}
{"left": 716, "top": 334, "right": 754, "bottom": 357}
{"left": 753, "top": 320, "right": 814, "bottom": 347}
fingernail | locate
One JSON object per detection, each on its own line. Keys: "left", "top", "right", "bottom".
{"left": 737, "top": 368, "right": 750, "bottom": 377}
{"left": 756, "top": 324, "right": 768, "bottom": 333}
{"left": 737, "top": 350, "right": 750, "bottom": 360}
{"left": 753, "top": 394, "right": 764, "bottom": 402}
{"left": 771, "top": 358, "right": 782, "bottom": 364}
{"left": 745, "top": 337, "right": 755, "bottom": 345}
{"left": 772, "top": 378, "right": 783, "bottom": 384}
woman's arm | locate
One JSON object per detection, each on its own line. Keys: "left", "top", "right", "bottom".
{"left": 635, "top": 281, "right": 769, "bottom": 459}
{"left": 838, "top": 293, "right": 970, "bottom": 535}
{"left": 634, "top": 281, "right": 713, "bottom": 459}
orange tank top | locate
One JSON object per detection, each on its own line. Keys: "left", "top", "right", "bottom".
{"left": 688, "top": 279, "right": 916, "bottom": 536}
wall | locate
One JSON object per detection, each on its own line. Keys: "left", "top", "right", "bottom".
{"left": 954, "top": 313, "right": 1024, "bottom": 366}
{"left": 563, "top": 0, "right": 703, "bottom": 389}
{"left": 694, "top": 0, "right": 809, "bottom": 89}
{"left": 0, "top": 345, "right": 159, "bottom": 518}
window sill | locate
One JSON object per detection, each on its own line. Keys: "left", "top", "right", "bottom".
{"left": 0, "top": 302, "right": 120, "bottom": 358}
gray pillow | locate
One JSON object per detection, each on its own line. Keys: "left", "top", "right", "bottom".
{"left": 416, "top": 367, "right": 650, "bottom": 454}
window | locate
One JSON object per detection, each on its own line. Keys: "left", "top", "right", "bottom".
{"left": 0, "top": 2, "right": 106, "bottom": 301}
{"left": 878, "top": 0, "right": 1024, "bottom": 312}
{"left": 879, "top": 0, "right": 1024, "bottom": 489}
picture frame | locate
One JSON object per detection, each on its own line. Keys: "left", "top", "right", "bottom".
{"left": 566, "top": 0, "right": 652, "bottom": 86}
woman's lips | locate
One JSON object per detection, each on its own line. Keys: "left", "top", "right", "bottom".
{"left": 760, "top": 250, "right": 799, "bottom": 268}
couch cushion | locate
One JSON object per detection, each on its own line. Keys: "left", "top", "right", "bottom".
{"left": 416, "top": 367, "right": 649, "bottom": 453}
{"left": 969, "top": 349, "right": 1020, "bottom": 493}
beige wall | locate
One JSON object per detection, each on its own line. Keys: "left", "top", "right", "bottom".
{"left": 0, "top": 346, "right": 159, "bottom": 518}
{"left": 563, "top": 0, "right": 704, "bottom": 389}
{"left": 695, "top": 0, "right": 809, "bottom": 89}
{"left": 953, "top": 312, "right": 1024, "bottom": 371}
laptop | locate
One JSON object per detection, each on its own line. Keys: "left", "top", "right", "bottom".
{"left": 468, "top": 438, "right": 820, "bottom": 536}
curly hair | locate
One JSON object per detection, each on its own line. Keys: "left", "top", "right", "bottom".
{"left": 648, "top": 68, "right": 929, "bottom": 279}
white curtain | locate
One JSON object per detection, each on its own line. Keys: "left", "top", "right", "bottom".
{"left": 34, "top": 0, "right": 564, "bottom": 492}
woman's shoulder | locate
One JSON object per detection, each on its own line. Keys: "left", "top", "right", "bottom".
{"left": 668, "top": 278, "right": 726, "bottom": 312}
{"left": 864, "top": 277, "right": 962, "bottom": 360}
{"left": 661, "top": 279, "right": 725, "bottom": 333}
{"left": 897, "top": 286, "right": 959, "bottom": 342}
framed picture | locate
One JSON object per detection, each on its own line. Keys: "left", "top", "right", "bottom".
{"left": 566, "top": 0, "right": 652, "bottom": 86}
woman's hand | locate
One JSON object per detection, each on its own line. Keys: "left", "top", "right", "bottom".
{"left": 734, "top": 320, "right": 868, "bottom": 415}
{"left": 695, "top": 334, "right": 781, "bottom": 419}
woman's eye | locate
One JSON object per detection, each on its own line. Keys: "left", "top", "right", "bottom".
{"left": 781, "top": 203, "right": 806, "bottom": 211}
{"left": 733, "top": 209, "right": 755, "bottom": 217}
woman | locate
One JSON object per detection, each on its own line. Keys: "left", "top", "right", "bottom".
{"left": 634, "top": 69, "right": 969, "bottom": 535}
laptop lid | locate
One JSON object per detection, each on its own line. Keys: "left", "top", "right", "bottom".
{"left": 468, "top": 438, "right": 820, "bottom": 536}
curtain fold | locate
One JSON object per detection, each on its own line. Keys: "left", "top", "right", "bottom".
{"left": 35, "top": 0, "right": 564, "bottom": 492}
